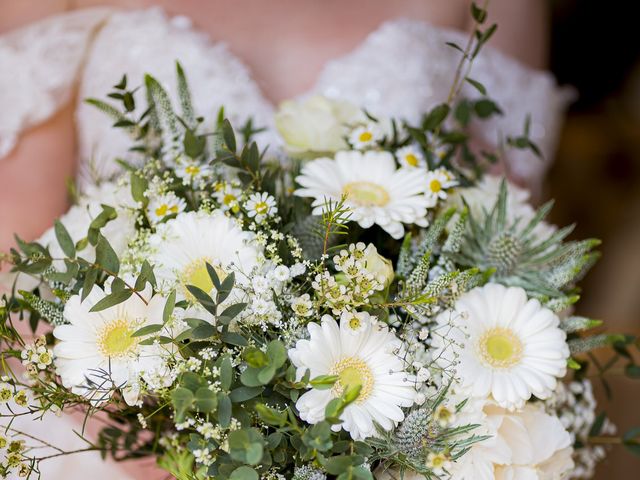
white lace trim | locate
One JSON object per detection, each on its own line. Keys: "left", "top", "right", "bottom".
{"left": 314, "top": 19, "right": 575, "bottom": 184}
{"left": 76, "top": 7, "right": 278, "bottom": 186}
{"left": 0, "top": 8, "right": 113, "bottom": 159}
{"left": 0, "top": 10, "right": 573, "bottom": 187}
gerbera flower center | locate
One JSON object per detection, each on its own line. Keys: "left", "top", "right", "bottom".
{"left": 97, "top": 318, "right": 138, "bottom": 358}
{"left": 429, "top": 179, "right": 442, "bottom": 193}
{"left": 405, "top": 153, "right": 419, "bottom": 167}
{"left": 181, "top": 257, "right": 226, "bottom": 300}
{"left": 330, "top": 356, "right": 374, "bottom": 403}
{"left": 343, "top": 182, "right": 390, "bottom": 207}
{"left": 478, "top": 327, "right": 523, "bottom": 369}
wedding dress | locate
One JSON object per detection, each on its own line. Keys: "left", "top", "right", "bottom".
{"left": 0, "top": 7, "right": 572, "bottom": 479}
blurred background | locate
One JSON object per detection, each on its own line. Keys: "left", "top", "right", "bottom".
{"left": 549, "top": 0, "right": 640, "bottom": 477}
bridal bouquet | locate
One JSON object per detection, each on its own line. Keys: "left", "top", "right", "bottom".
{"left": 1, "top": 8, "right": 639, "bottom": 479}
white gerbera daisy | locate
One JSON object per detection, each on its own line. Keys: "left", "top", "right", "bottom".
{"left": 53, "top": 287, "right": 168, "bottom": 405}
{"left": 349, "top": 122, "right": 383, "bottom": 150}
{"left": 148, "top": 211, "right": 261, "bottom": 303}
{"left": 396, "top": 145, "right": 426, "bottom": 169}
{"left": 294, "top": 150, "right": 432, "bottom": 239}
{"left": 147, "top": 192, "right": 187, "bottom": 224}
{"left": 424, "top": 168, "right": 457, "bottom": 202}
{"left": 288, "top": 312, "right": 416, "bottom": 440}
{"left": 432, "top": 283, "right": 569, "bottom": 409}
{"left": 245, "top": 192, "right": 278, "bottom": 223}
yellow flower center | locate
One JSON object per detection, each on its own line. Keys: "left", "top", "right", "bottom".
{"left": 358, "top": 131, "right": 373, "bottom": 142}
{"left": 343, "top": 181, "right": 390, "bottom": 207}
{"left": 97, "top": 318, "right": 138, "bottom": 358}
{"left": 254, "top": 201, "right": 269, "bottom": 215}
{"left": 429, "top": 179, "right": 442, "bottom": 193}
{"left": 405, "top": 153, "right": 419, "bottom": 167}
{"left": 155, "top": 204, "right": 179, "bottom": 218}
{"left": 223, "top": 193, "right": 237, "bottom": 206}
{"left": 181, "top": 258, "right": 226, "bottom": 301}
{"left": 435, "top": 405, "right": 454, "bottom": 425}
{"left": 478, "top": 327, "right": 523, "bottom": 369}
{"left": 348, "top": 316, "right": 361, "bottom": 330}
{"left": 428, "top": 453, "right": 448, "bottom": 469}
{"left": 185, "top": 165, "right": 201, "bottom": 176}
{"left": 330, "top": 356, "right": 374, "bottom": 403}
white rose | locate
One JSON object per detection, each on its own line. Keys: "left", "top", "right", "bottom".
{"left": 363, "top": 244, "right": 394, "bottom": 288}
{"left": 275, "top": 95, "right": 364, "bottom": 157}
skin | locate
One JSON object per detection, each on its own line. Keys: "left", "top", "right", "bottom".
{"left": 0, "top": 0, "right": 549, "bottom": 255}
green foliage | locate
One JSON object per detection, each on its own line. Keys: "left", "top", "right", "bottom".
{"left": 450, "top": 180, "right": 600, "bottom": 305}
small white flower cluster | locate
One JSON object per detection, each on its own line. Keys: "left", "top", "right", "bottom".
{"left": 238, "top": 267, "right": 290, "bottom": 329}
{"left": 20, "top": 335, "right": 53, "bottom": 376}
{"left": 0, "top": 382, "right": 28, "bottom": 408}
{"left": 545, "top": 380, "right": 615, "bottom": 479}
{"left": 312, "top": 243, "right": 385, "bottom": 314}
{"left": 293, "top": 465, "right": 327, "bottom": 480}
{"left": 0, "top": 435, "right": 30, "bottom": 478}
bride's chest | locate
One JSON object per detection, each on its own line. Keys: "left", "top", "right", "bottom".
{"left": 75, "top": 9, "right": 464, "bottom": 178}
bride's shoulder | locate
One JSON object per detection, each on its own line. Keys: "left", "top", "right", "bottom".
{"left": 0, "top": 7, "right": 114, "bottom": 158}
{"left": 316, "top": 18, "right": 573, "bottom": 186}
{"left": 0, "top": 7, "right": 273, "bottom": 165}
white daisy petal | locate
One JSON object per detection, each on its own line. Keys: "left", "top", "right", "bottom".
{"left": 432, "top": 283, "right": 569, "bottom": 409}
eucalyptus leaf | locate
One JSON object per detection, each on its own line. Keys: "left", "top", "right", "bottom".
{"left": 89, "top": 289, "right": 133, "bottom": 312}
{"left": 54, "top": 221, "right": 75, "bottom": 258}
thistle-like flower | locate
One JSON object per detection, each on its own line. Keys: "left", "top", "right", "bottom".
{"left": 450, "top": 179, "right": 600, "bottom": 303}
{"left": 393, "top": 408, "right": 439, "bottom": 459}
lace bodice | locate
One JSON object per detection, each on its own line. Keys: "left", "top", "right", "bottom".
{"left": 1, "top": 7, "right": 572, "bottom": 190}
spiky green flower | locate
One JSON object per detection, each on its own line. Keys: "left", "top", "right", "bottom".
{"left": 450, "top": 180, "right": 600, "bottom": 303}
{"left": 293, "top": 465, "right": 327, "bottom": 480}
{"left": 393, "top": 409, "right": 440, "bottom": 460}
